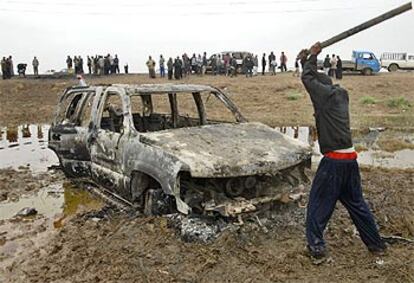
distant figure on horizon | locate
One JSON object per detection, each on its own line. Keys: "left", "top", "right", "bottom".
{"left": 246, "top": 55, "right": 254, "bottom": 78}
{"left": 114, "top": 55, "right": 120, "bottom": 74}
{"left": 66, "top": 56, "right": 73, "bottom": 71}
{"left": 159, "top": 55, "right": 165, "bottom": 78}
{"left": 336, "top": 56, "right": 343, "bottom": 80}
{"left": 323, "top": 54, "right": 331, "bottom": 75}
{"left": 87, "top": 56, "right": 92, "bottom": 74}
{"left": 261, "top": 53, "right": 266, "bottom": 75}
{"left": 330, "top": 54, "right": 337, "bottom": 79}
{"left": 167, "top": 57, "right": 173, "bottom": 80}
{"left": 173, "top": 56, "right": 182, "bottom": 80}
{"left": 146, "top": 56, "right": 156, "bottom": 78}
{"left": 32, "top": 57, "right": 39, "bottom": 76}
{"left": 201, "top": 52, "right": 207, "bottom": 76}
{"left": 269, "top": 52, "right": 276, "bottom": 75}
{"left": 124, "top": 63, "right": 128, "bottom": 74}
{"left": 253, "top": 55, "right": 258, "bottom": 76}
{"left": 280, "top": 52, "right": 287, "bottom": 72}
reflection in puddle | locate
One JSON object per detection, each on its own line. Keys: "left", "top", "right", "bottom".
{"left": 0, "top": 124, "right": 59, "bottom": 172}
{"left": 277, "top": 127, "right": 414, "bottom": 169}
{"left": 0, "top": 182, "right": 103, "bottom": 221}
{"left": 0, "top": 124, "right": 412, "bottom": 174}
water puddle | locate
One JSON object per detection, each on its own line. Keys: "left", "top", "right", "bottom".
{"left": 0, "top": 124, "right": 412, "bottom": 175}
{"left": 276, "top": 126, "right": 414, "bottom": 169}
{"left": 0, "top": 182, "right": 103, "bottom": 221}
{"left": 0, "top": 124, "right": 59, "bottom": 172}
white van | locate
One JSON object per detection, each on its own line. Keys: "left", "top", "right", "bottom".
{"left": 381, "top": 52, "right": 414, "bottom": 72}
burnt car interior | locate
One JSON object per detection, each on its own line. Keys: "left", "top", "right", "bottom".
{"left": 130, "top": 92, "right": 236, "bottom": 133}
{"left": 100, "top": 92, "right": 124, "bottom": 133}
{"left": 58, "top": 91, "right": 92, "bottom": 126}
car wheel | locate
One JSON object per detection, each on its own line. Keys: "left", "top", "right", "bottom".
{"left": 388, "top": 64, "right": 399, "bottom": 72}
{"left": 143, "top": 189, "right": 176, "bottom": 216}
{"left": 362, "top": 68, "right": 373, "bottom": 76}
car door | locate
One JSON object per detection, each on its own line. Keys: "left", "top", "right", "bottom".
{"left": 89, "top": 87, "right": 131, "bottom": 197}
{"left": 357, "top": 52, "right": 380, "bottom": 72}
{"left": 48, "top": 87, "right": 99, "bottom": 177}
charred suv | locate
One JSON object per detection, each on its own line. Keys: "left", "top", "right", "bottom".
{"left": 49, "top": 84, "right": 312, "bottom": 217}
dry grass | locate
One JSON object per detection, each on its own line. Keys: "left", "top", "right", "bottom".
{"left": 1, "top": 72, "right": 414, "bottom": 128}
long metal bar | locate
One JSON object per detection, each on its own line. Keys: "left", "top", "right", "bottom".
{"left": 320, "top": 2, "right": 412, "bottom": 48}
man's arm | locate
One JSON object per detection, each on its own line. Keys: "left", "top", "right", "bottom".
{"left": 299, "top": 43, "right": 334, "bottom": 107}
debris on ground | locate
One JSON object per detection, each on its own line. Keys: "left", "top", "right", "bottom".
{"left": 15, "top": 207, "right": 38, "bottom": 217}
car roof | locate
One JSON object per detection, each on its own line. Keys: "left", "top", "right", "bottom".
{"left": 67, "top": 84, "right": 218, "bottom": 95}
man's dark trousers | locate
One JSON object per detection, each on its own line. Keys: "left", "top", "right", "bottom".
{"left": 306, "top": 157, "right": 385, "bottom": 252}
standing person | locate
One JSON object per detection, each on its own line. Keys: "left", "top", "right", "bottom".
{"left": 190, "top": 54, "right": 197, "bottom": 74}
{"left": 269, "top": 52, "right": 276, "bottom": 75}
{"left": 174, "top": 57, "right": 182, "bottom": 80}
{"left": 261, "top": 53, "right": 266, "bottom": 75}
{"left": 8, "top": 56, "right": 14, "bottom": 77}
{"left": 79, "top": 56, "right": 84, "bottom": 74}
{"left": 293, "top": 59, "right": 300, "bottom": 77}
{"left": 223, "top": 53, "right": 230, "bottom": 76}
{"left": 230, "top": 55, "right": 238, "bottom": 77}
{"left": 74, "top": 56, "right": 79, "bottom": 74}
{"left": 323, "top": 54, "right": 331, "bottom": 75}
{"left": 66, "top": 56, "right": 73, "bottom": 70}
{"left": 32, "top": 56, "right": 39, "bottom": 76}
{"left": 167, "top": 57, "right": 174, "bottom": 80}
{"left": 280, "top": 52, "right": 287, "bottom": 72}
{"left": 124, "top": 63, "right": 129, "bottom": 74}
{"left": 92, "top": 56, "right": 97, "bottom": 74}
{"left": 146, "top": 56, "right": 156, "bottom": 78}
{"left": 114, "top": 55, "right": 120, "bottom": 74}
{"left": 215, "top": 54, "right": 222, "bottom": 75}
{"left": 196, "top": 54, "right": 202, "bottom": 75}
{"left": 1, "top": 57, "right": 7, "bottom": 80}
{"left": 104, "top": 55, "right": 110, "bottom": 75}
{"left": 98, "top": 56, "right": 105, "bottom": 75}
{"left": 87, "top": 56, "right": 92, "bottom": 74}
{"left": 253, "top": 55, "right": 259, "bottom": 76}
{"left": 336, "top": 56, "right": 343, "bottom": 80}
{"left": 159, "top": 55, "right": 166, "bottom": 78}
{"left": 298, "top": 42, "right": 386, "bottom": 261}
{"left": 245, "top": 56, "right": 254, "bottom": 78}
{"left": 211, "top": 55, "right": 217, "bottom": 76}
{"left": 330, "top": 54, "right": 337, "bottom": 79}
{"left": 202, "top": 52, "right": 208, "bottom": 75}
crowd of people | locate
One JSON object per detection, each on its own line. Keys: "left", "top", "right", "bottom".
{"left": 3, "top": 50, "right": 331, "bottom": 80}
{"left": 323, "top": 54, "right": 343, "bottom": 79}
{"left": 66, "top": 54, "right": 127, "bottom": 76}
{"left": 145, "top": 51, "right": 297, "bottom": 80}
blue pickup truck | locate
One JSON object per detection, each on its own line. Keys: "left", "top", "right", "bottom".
{"left": 318, "top": 50, "right": 381, "bottom": 75}
{"left": 342, "top": 51, "right": 381, "bottom": 75}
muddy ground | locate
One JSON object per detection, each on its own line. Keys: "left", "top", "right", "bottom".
{"left": 1, "top": 167, "right": 413, "bottom": 282}
{"left": 1, "top": 73, "right": 414, "bottom": 282}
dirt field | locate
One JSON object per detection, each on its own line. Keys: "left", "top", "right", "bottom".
{"left": 1, "top": 73, "right": 414, "bottom": 282}
{"left": 0, "top": 72, "right": 413, "bottom": 128}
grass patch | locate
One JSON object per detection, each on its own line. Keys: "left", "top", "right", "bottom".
{"left": 360, "top": 96, "right": 378, "bottom": 105}
{"left": 286, "top": 92, "right": 303, "bottom": 101}
{"left": 377, "top": 138, "right": 414, "bottom": 152}
{"left": 387, "top": 97, "right": 411, "bottom": 110}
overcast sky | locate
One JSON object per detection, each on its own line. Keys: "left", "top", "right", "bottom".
{"left": 1, "top": 0, "right": 413, "bottom": 73}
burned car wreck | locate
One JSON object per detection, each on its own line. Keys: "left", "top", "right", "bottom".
{"left": 49, "top": 84, "right": 312, "bottom": 217}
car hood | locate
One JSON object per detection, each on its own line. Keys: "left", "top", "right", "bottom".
{"left": 139, "top": 122, "right": 312, "bottom": 178}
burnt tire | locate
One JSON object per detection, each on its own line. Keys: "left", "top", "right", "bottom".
{"left": 143, "top": 189, "right": 176, "bottom": 216}
{"left": 388, "top": 64, "right": 399, "bottom": 72}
